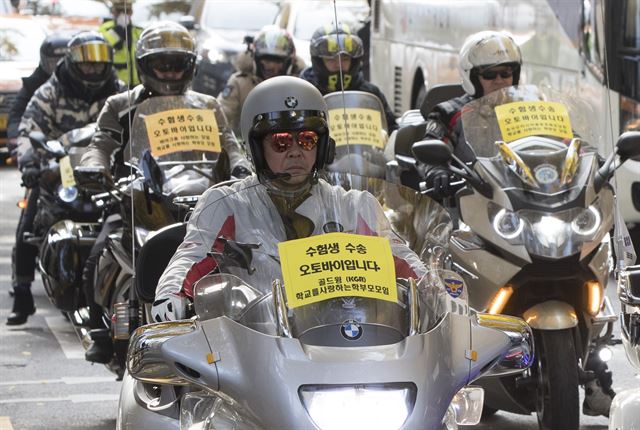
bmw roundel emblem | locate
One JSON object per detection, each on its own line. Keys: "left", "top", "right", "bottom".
{"left": 284, "top": 96, "right": 298, "bottom": 109}
{"left": 340, "top": 319, "right": 363, "bottom": 340}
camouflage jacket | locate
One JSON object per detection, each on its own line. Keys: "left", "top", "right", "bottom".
{"left": 16, "top": 62, "right": 123, "bottom": 168}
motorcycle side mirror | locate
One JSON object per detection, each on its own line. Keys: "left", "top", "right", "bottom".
{"left": 411, "top": 139, "right": 452, "bottom": 166}
{"left": 140, "top": 150, "right": 165, "bottom": 196}
{"left": 616, "top": 131, "right": 640, "bottom": 162}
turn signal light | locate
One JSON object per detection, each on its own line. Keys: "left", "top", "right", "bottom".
{"left": 586, "top": 280, "right": 603, "bottom": 316}
{"left": 487, "top": 285, "right": 514, "bottom": 315}
{"left": 17, "top": 199, "right": 27, "bottom": 209}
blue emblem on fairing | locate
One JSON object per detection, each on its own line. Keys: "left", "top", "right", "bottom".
{"left": 340, "top": 320, "right": 363, "bottom": 340}
{"left": 444, "top": 278, "right": 464, "bottom": 298}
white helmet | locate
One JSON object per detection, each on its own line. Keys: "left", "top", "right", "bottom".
{"left": 458, "top": 31, "right": 522, "bottom": 96}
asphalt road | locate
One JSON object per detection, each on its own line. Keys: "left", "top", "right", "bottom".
{"left": 0, "top": 165, "right": 638, "bottom": 430}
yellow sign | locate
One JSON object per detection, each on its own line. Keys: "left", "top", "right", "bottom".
{"left": 0, "top": 113, "right": 7, "bottom": 130}
{"left": 278, "top": 232, "right": 397, "bottom": 309}
{"left": 495, "top": 101, "right": 573, "bottom": 143}
{"left": 59, "top": 156, "right": 76, "bottom": 188}
{"left": 144, "top": 108, "right": 221, "bottom": 157}
{"left": 328, "top": 108, "right": 384, "bottom": 148}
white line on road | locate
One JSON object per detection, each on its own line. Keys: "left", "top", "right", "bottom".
{"left": 0, "top": 394, "right": 119, "bottom": 404}
{"left": 44, "top": 315, "right": 86, "bottom": 360}
{"left": 0, "top": 257, "right": 11, "bottom": 265}
{"left": 0, "top": 275, "right": 11, "bottom": 283}
{"left": 0, "top": 376, "right": 116, "bottom": 386}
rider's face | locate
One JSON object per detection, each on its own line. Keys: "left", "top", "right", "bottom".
{"left": 322, "top": 55, "right": 351, "bottom": 73}
{"left": 478, "top": 65, "right": 514, "bottom": 95}
{"left": 153, "top": 68, "right": 185, "bottom": 80}
{"left": 259, "top": 58, "right": 286, "bottom": 79}
{"left": 262, "top": 130, "right": 318, "bottom": 184}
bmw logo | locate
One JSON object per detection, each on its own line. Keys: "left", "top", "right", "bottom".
{"left": 284, "top": 96, "right": 298, "bottom": 109}
{"left": 340, "top": 319, "right": 363, "bottom": 340}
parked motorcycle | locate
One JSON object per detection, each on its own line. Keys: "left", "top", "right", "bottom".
{"left": 411, "top": 85, "right": 640, "bottom": 429}
{"left": 116, "top": 173, "right": 534, "bottom": 430}
{"left": 609, "top": 263, "right": 640, "bottom": 429}
{"left": 69, "top": 93, "right": 228, "bottom": 376}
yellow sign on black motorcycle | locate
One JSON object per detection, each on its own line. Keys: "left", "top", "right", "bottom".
{"left": 278, "top": 232, "right": 397, "bottom": 308}
{"left": 495, "top": 101, "right": 573, "bottom": 143}
{"left": 144, "top": 108, "right": 221, "bottom": 157}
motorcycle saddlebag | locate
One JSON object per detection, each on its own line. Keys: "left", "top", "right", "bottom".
{"left": 38, "top": 220, "right": 99, "bottom": 312}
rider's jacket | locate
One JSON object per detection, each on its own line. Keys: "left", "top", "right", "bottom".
{"left": 8, "top": 65, "right": 50, "bottom": 140}
{"left": 423, "top": 93, "right": 475, "bottom": 162}
{"left": 299, "top": 67, "right": 398, "bottom": 132}
{"left": 155, "top": 175, "right": 426, "bottom": 301}
{"left": 98, "top": 20, "right": 143, "bottom": 86}
{"left": 80, "top": 85, "right": 251, "bottom": 179}
{"left": 16, "top": 61, "right": 123, "bottom": 168}
{"left": 217, "top": 51, "right": 306, "bottom": 136}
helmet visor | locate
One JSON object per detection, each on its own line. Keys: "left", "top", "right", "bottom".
{"left": 311, "top": 33, "right": 363, "bottom": 59}
{"left": 68, "top": 42, "right": 113, "bottom": 63}
{"left": 251, "top": 111, "right": 328, "bottom": 137}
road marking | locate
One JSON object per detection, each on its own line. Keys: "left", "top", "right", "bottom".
{"left": 0, "top": 376, "right": 116, "bottom": 386}
{"left": 0, "top": 257, "right": 11, "bottom": 265}
{"left": 0, "top": 394, "right": 119, "bottom": 404}
{"left": 0, "top": 416, "right": 14, "bottom": 430}
{"left": 0, "top": 275, "right": 11, "bottom": 283}
{"left": 45, "top": 316, "right": 85, "bottom": 360}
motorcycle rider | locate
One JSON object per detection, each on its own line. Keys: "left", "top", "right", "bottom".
{"left": 218, "top": 25, "right": 304, "bottom": 137}
{"left": 300, "top": 23, "right": 397, "bottom": 132}
{"left": 418, "top": 31, "right": 522, "bottom": 198}
{"left": 151, "top": 76, "right": 425, "bottom": 322}
{"left": 98, "top": 0, "right": 143, "bottom": 86}
{"left": 7, "top": 33, "right": 71, "bottom": 153}
{"left": 78, "top": 21, "right": 251, "bottom": 363}
{"left": 420, "top": 30, "right": 616, "bottom": 417}
{"left": 7, "top": 32, "right": 122, "bottom": 327}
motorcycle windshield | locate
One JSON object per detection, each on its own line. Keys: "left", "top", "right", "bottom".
{"left": 461, "top": 85, "right": 600, "bottom": 196}
{"left": 324, "top": 91, "right": 389, "bottom": 179}
{"left": 192, "top": 173, "right": 459, "bottom": 344}
{"left": 128, "top": 92, "right": 228, "bottom": 195}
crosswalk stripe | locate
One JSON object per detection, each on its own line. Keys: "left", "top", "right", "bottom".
{"left": 0, "top": 376, "right": 116, "bottom": 386}
{"left": 0, "top": 417, "right": 14, "bottom": 430}
{"left": 0, "top": 394, "right": 119, "bottom": 404}
{"left": 45, "top": 316, "right": 86, "bottom": 360}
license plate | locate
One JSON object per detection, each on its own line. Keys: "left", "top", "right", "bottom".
{"left": 0, "top": 114, "right": 7, "bottom": 130}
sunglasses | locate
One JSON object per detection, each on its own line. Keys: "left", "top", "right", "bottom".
{"left": 266, "top": 130, "right": 319, "bottom": 152}
{"left": 479, "top": 68, "right": 514, "bottom": 80}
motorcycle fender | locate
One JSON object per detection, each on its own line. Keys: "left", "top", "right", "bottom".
{"left": 522, "top": 300, "right": 578, "bottom": 330}
{"left": 609, "top": 388, "right": 640, "bottom": 430}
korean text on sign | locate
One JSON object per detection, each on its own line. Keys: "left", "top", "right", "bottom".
{"left": 495, "top": 101, "right": 573, "bottom": 143}
{"left": 144, "top": 108, "right": 221, "bottom": 157}
{"left": 328, "top": 108, "right": 384, "bottom": 148}
{"left": 278, "top": 232, "right": 397, "bottom": 308}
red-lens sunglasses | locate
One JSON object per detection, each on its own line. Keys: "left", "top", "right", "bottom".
{"left": 267, "top": 130, "right": 319, "bottom": 152}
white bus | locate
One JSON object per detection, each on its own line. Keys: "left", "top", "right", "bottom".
{"left": 370, "top": 0, "right": 640, "bottom": 225}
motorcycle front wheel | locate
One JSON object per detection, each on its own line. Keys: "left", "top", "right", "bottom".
{"left": 534, "top": 328, "right": 580, "bottom": 430}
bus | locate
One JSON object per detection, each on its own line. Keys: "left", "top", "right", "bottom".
{"left": 370, "top": 0, "right": 640, "bottom": 225}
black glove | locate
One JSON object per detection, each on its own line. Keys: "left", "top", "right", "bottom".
{"left": 21, "top": 166, "right": 40, "bottom": 188}
{"left": 231, "top": 165, "right": 252, "bottom": 179}
{"left": 424, "top": 167, "right": 451, "bottom": 199}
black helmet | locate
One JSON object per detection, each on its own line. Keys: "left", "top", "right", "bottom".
{"left": 253, "top": 25, "right": 296, "bottom": 79}
{"left": 40, "top": 34, "right": 71, "bottom": 75}
{"left": 65, "top": 31, "right": 114, "bottom": 93}
{"left": 135, "top": 21, "right": 196, "bottom": 95}
{"left": 310, "top": 23, "right": 364, "bottom": 92}
{"left": 240, "top": 76, "right": 334, "bottom": 184}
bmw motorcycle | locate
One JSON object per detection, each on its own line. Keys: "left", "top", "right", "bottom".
{"left": 116, "top": 173, "right": 534, "bottom": 430}
{"left": 410, "top": 85, "right": 640, "bottom": 429}
{"left": 71, "top": 93, "right": 229, "bottom": 376}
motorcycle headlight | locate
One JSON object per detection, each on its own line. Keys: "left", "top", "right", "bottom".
{"left": 180, "top": 391, "right": 259, "bottom": 430}
{"left": 492, "top": 208, "right": 524, "bottom": 240}
{"left": 532, "top": 215, "right": 568, "bottom": 248}
{"left": 299, "top": 383, "right": 416, "bottom": 430}
{"left": 571, "top": 205, "right": 601, "bottom": 236}
{"left": 57, "top": 185, "right": 78, "bottom": 203}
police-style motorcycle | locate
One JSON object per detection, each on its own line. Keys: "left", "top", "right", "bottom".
{"left": 116, "top": 173, "right": 534, "bottom": 430}
{"left": 410, "top": 85, "right": 640, "bottom": 429}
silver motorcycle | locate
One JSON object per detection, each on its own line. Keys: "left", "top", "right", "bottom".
{"left": 116, "top": 174, "right": 533, "bottom": 430}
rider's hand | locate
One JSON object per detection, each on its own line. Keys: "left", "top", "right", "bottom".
{"left": 425, "top": 167, "right": 452, "bottom": 199}
{"left": 231, "top": 165, "right": 252, "bottom": 179}
{"left": 151, "top": 294, "right": 188, "bottom": 322}
{"left": 21, "top": 166, "right": 40, "bottom": 188}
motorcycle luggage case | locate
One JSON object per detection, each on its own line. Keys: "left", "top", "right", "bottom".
{"left": 38, "top": 220, "right": 99, "bottom": 312}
